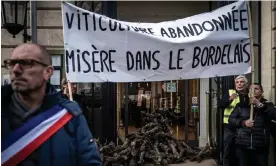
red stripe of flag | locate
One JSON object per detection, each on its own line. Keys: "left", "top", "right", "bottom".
{"left": 2, "top": 112, "right": 73, "bottom": 166}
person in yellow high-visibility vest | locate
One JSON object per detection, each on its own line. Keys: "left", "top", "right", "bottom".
{"left": 218, "top": 75, "right": 250, "bottom": 166}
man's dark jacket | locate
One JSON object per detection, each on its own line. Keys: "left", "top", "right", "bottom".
{"left": 218, "top": 91, "right": 250, "bottom": 110}
{"left": 218, "top": 90, "right": 250, "bottom": 130}
{"left": 228, "top": 98, "right": 276, "bottom": 151}
{"left": 1, "top": 84, "right": 102, "bottom": 166}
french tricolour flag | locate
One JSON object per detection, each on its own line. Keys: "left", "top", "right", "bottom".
{"left": 1, "top": 105, "right": 73, "bottom": 166}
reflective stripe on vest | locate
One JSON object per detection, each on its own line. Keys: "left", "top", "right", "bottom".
{"left": 223, "top": 89, "right": 239, "bottom": 124}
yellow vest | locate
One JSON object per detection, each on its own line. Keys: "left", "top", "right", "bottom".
{"left": 223, "top": 89, "right": 239, "bottom": 124}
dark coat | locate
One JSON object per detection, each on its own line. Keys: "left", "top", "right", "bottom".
{"left": 218, "top": 92, "right": 250, "bottom": 110}
{"left": 218, "top": 90, "right": 250, "bottom": 131}
{"left": 1, "top": 84, "right": 102, "bottom": 166}
{"left": 228, "top": 98, "right": 276, "bottom": 150}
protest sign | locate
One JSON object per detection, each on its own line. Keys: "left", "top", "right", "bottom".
{"left": 62, "top": 1, "right": 250, "bottom": 83}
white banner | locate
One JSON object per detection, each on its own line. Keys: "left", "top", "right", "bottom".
{"left": 62, "top": 1, "right": 251, "bottom": 83}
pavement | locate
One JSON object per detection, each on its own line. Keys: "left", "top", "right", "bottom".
{"left": 144, "top": 159, "right": 217, "bottom": 166}
{"left": 169, "top": 159, "right": 217, "bottom": 166}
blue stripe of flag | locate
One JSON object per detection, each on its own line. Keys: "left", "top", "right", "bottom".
{"left": 1, "top": 105, "right": 64, "bottom": 152}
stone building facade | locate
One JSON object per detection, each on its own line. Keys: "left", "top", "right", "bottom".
{"left": 1, "top": 1, "right": 275, "bottom": 163}
{"left": 2, "top": 1, "right": 274, "bottom": 98}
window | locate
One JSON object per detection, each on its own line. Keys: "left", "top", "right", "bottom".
{"left": 49, "top": 55, "right": 62, "bottom": 91}
{"left": 67, "top": 1, "right": 103, "bottom": 13}
{"left": 66, "top": 1, "right": 105, "bottom": 94}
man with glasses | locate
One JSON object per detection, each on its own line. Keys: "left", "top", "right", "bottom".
{"left": 1, "top": 43, "right": 102, "bottom": 166}
{"left": 218, "top": 75, "right": 250, "bottom": 166}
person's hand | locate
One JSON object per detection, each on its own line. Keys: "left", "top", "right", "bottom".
{"left": 229, "top": 93, "right": 238, "bottom": 101}
{"left": 250, "top": 97, "right": 260, "bottom": 105}
{"left": 244, "top": 119, "right": 254, "bottom": 128}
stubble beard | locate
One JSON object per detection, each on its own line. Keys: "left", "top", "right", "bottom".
{"left": 12, "top": 81, "right": 44, "bottom": 95}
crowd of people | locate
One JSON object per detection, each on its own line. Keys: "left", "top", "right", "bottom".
{"left": 1, "top": 43, "right": 276, "bottom": 166}
{"left": 219, "top": 75, "right": 276, "bottom": 166}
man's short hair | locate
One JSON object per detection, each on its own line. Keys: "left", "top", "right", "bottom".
{"left": 38, "top": 45, "right": 52, "bottom": 65}
{"left": 12, "top": 44, "right": 52, "bottom": 65}
{"left": 235, "top": 75, "right": 248, "bottom": 83}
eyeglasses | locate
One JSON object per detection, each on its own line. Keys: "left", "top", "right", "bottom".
{"left": 3, "top": 59, "right": 49, "bottom": 70}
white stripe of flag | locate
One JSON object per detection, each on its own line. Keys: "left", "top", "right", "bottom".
{"left": 1, "top": 108, "right": 68, "bottom": 164}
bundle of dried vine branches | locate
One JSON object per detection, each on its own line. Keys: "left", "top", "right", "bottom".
{"left": 97, "top": 109, "right": 213, "bottom": 166}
